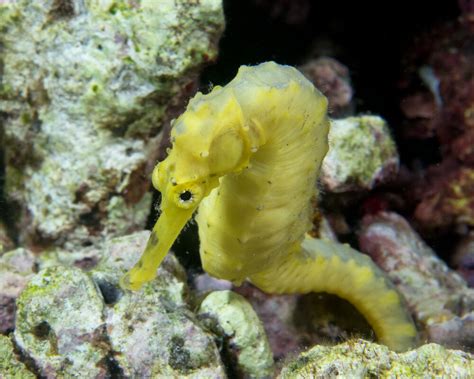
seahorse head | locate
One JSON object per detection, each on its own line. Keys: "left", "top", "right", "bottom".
{"left": 155, "top": 89, "right": 253, "bottom": 206}
{"left": 120, "top": 88, "right": 253, "bottom": 290}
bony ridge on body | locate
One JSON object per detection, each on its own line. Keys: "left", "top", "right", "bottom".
{"left": 120, "top": 61, "right": 417, "bottom": 352}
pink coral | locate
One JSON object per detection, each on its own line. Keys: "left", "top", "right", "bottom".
{"left": 414, "top": 161, "right": 474, "bottom": 228}
{"left": 399, "top": 4, "right": 474, "bottom": 230}
{"left": 299, "top": 57, "right": 353, "bottom": 117}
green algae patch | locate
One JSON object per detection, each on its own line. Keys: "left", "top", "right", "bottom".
{"left": 198, "top": 290, "right": 274, "bottom": 378}
{"left": 279, "top": 339, "right": 474, "bottom": 378}
{"left": 0, "top": 335, "right": 35, "bottom": 379}
{"left": 0, "top": 0, "right": 224, "bottom": 249}
{"left": 321, "top": 115, "right": 399, "bottom": 192}
{"left": 5, "top": 231, "right": 227, "bottom": 376}
{"left": 99, "top": 237, "right": 225, "bottom": 377}
{"left": 14, "top": 266, "right": 109, "bottom": 378}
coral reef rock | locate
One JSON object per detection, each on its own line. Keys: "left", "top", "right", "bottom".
{"left": 231, "top": 285, "right": 304, "bottom": 362}
{"left": 14, "top": 266, "right": 108, "bottom": 378}
{"left": 299, "top": 57, "right": 354, "bottom": 118}
{"left": 198, "top": 290, "right": 274, "bottom": 378}
{"left": 0, "top": 248, "right": 36, "bottom": 333}
{"left": 11, "top": 231, "right": 226, "bottom": 377}
{"left": 359, "top": 212, "right": 474, "bottom": 350}
{"left": 0, "top": 222, "right": 14, "bottom": 254}
{"left": 398, "top": 8, "right": 474, "bottom": 230}
{"left": 0, "top": 334, "right": 35, "bottom": 378}
{"left": 414, "top": 161, "right": 474, "bottom": 229}
{"left": 105, "top": 282, "right": 225, "bottom": 378}
{"left": 0, "top": 0, "right": 224, "bottom": 250}
{"left": 451, "top": 232, "right": 474, "bottom": 287}
{"left": 279, "top": 339, "right": 474, "bottom": 378}
{"left": 233, "top": 283, "right": 374, "bottom": 364}
{"left": 193, "top": 273, "right": 233, "bottom": 296}
{"left": 321, "top": 115, "right": 399, "bottom": 193}
{"left": 96, "top": 233, "right": 226, "bottom": 378}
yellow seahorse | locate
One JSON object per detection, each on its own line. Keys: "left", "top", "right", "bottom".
{"left": 120, "top": 62, "right": 417, "bottom": 352}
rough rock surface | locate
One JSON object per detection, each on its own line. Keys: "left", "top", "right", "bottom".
{"left": 0, "top": 248, "right": 36, "bottom": 333}
{"left": 14, "top": 265, "right": 108, "bottom": 378}
{"left": 106, "top": 284, "right": 225, "bottom": 378}
{"left": 0, "top": 222, "right": 14, "bottom": 254}
{"left": 9, "top": 231, "right": 227, "bottom": 377}
{"left": 233, "top": 283, "right": 373, "bottom": 365}
{"left": 299, "top": 57, "right": 354, "bottom": 118}
{"left": 320, "top": 115, "right": 399, "bottom": 193}
{"left": 0, "top": 0, "right": 224, "bottom": 249}
{"left": 0, "top": 334, "right": 35, "bottom": 378}
{"left": 94, "top": 232, "right": 226, "bottom": 378}
{"left": 198, "top": 290, "right": 274, "bottom": 378}
{"left": 413, "top": 161, "right": 474, "bottom": 229}
{"left": 193, "top": 273, "right": 233, "bottom": 297}
{"left": 452, "top": 232, "right": 474, "bottom": 287}
{"left": 359, "top": 212, "right": 474, "bottom": 350}
{"left": 398, "top": 8, "right": 474, "bottom": 230}
{"left": 279, "top": 339, "right": 474, "bottom": 378}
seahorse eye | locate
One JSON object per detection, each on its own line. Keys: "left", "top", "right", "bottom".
{"left": 179, "top": 190, "right": 193, "bottom": 202}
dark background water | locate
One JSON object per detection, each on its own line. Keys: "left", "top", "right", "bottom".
{"left": 202, "top": 0, "right": 458, "bottom": 117}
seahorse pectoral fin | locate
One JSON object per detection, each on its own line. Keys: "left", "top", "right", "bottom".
{"left": 119, "top": 201, "right": 196, "bottom": 291}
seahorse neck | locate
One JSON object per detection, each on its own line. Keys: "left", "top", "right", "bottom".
{"left": 231, "top": 85, "right": 327, "bottom": 213}
{"left": 197, "top": 88, "right": 328, "bottom": 281}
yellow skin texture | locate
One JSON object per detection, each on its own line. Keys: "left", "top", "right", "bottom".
{"left": 120, "top": 62, "right": 417, "bottom": 352}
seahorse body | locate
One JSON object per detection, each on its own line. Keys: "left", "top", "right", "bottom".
{"left": 121, "top": 62, "right": 417, "bottom": 352}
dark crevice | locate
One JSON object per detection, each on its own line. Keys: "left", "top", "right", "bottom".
{"left": 167, "top": 336, "right": 192, "bottom": 373}
{"left": 78, "top": 205, "right": 103, "bottom": 229}
{"left": 293, "top": 293, "right": 373, "bottom": 346}
{"left": 32, "top": 321, "right": 51, "bottom": 339}
{"left": 48, "top": 0, "right": 75, "bottom": 20}
{"left": 219, "top": 335, "right": 242, "bottom": 379}
{"left": 197, "top": 315, "right": 241, "bottom": 379}
{"left": 96, "top": 278, "right": 122, "bottom": 305}
{"left": 103, "top": 353, "right": 125, "bottom": 379}
{"left": 11, "top": 334, "right": 46, "bottom": 379}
